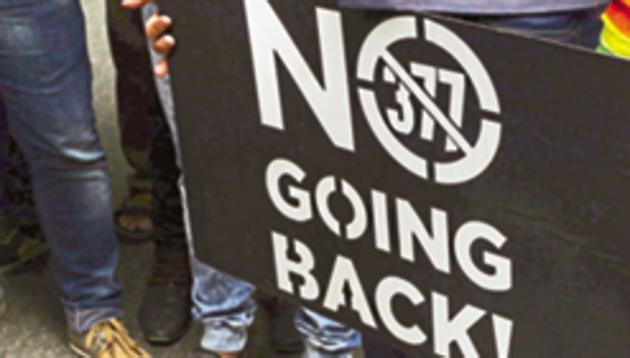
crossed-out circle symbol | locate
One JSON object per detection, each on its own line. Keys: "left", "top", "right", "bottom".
{"left": 356, "top": 17, "right": 502, "bottom": 185}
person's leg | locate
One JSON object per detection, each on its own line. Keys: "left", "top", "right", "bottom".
{"left": 471, "top": 5, "right": 605, "bottom": 48}
{"left": 149, "top": 138, "right": 256, "bottom": 352}
{"left": 0, "top": 0, "right": 121, "bottom": 330}
{"left": 137, "top": 88, "right": 192, "bottom": 344}
{"left": 143, "top": 55, "right": 257, "bottom": 351}
{"left": 295, "top": 309, "right": 362, "bottom": 358}
{"left": 0, "top": 1, "right": 149, "bottom": 354}
{"left": 106, "top": 0, "right": 158, "bottom": 243}
{"left": 0, "top": 3, "right": 150, "bottom": 353}
{"left": 136, "top": 5, "right": 262, "bottom": 353}
{"left": 106, "top": 0, "right": 155, "bottom": 175}
{"left": 191, "top": 259, "right": 257, "bottom": 354}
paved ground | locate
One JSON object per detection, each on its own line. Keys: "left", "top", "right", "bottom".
{"left": 0, "top": 2, "right": 279, "bottom": 357}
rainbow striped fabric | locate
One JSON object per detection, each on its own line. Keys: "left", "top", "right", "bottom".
{"left": 600, "top": 0, "right": 630, "bottom": 57}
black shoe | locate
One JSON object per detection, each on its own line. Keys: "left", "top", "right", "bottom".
{"left": 138, "top": 240, "right": 192, "bottom": 345}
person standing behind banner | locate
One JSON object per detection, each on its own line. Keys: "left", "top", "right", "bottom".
{"left": 122, "top": 1, "right": 363, "bottom": 357}
{"left": 125, "top": 0, "right": 607, "bottom": 357}
{"left": 106, "top": 0, "right": 194, "bottom": 345}
{"left": 106, "top": 0, "right": 161, "bottom": 244}
{"left": 338, "top": 0, "right": 608, "bottom": 356}
{"left": 109, "top": 0, "right": 308, "bottom": 352}
{"left": 599, "top": 0, "right": 630, "bottom": 57}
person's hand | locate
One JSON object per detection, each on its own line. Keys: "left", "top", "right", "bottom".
{"left": 122, "top": 0, "right": 175, "bottom": 77}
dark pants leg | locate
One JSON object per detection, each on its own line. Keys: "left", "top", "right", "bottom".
{"left": 467, "top": 5, "right": 605, "bottom": 48}
{"left": 149, "top": 101, "right": 186, "bottom": 245}
{"left": 106, "top": 0, "right": 159, "bottom": 182}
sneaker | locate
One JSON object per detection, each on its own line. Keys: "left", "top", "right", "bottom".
{"left": 0, "top": 214, "right": 48, "bottom": 275}
{"left": 68, "top": 318, "right": 151, "bottom": 358}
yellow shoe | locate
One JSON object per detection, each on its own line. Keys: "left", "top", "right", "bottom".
{"left": 68, "top": 318, "right": 151, "bottom": 358}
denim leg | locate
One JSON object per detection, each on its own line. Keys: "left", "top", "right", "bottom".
{"left": 190, "top": 258, "right": 257, "bottom": 352}
{"left": 0, "top": 0, "right": 121, "bottom": 332}
{"left": 295, "top": 309, "right": 362, "bottom": 357}
{"left": 473, "top": 5, "right": 605, "bottom": 49}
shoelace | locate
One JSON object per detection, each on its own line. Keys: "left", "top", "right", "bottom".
{"left": 148, "top": 242, "right": 191, "bottom": 286}
{"left": 86, "top": 319, "right": 149, "bottom": 358}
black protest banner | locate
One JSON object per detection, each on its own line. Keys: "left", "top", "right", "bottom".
{"left": 160, "top": 0, "right": 630, "bottom": 356}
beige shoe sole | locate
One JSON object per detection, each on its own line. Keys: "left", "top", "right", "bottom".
{"left": 68, "top": 342, "right": 90, "bottom": 358}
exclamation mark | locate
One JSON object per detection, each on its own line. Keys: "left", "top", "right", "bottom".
{"left": 492, "top": 314, "right": 513, "bottom": 358}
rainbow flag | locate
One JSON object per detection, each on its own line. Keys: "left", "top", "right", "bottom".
{"left": 599, "top": 0, "right": 630, "bottom": 57}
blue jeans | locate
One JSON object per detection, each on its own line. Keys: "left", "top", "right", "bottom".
{"left": 364, "top": 6, "right": 604, "bottom": 358}
{"left": 465, "top": 5, "right": 605, "bottom": 48}
{"left": 0, "top": 0, "right": 121, "bottom": 332}
{"left": 190, "top": 259, "right": 361, "bottom": 356}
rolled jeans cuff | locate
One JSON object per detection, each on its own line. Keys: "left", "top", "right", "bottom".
{"left": 201, "top": 320, "right": 249, "bottom": 353}
{"left": 295, "top": 309, "right": 362, "bottom": 355}
{"left": 304, "top": 344, "right": 356, "bottom": 358}
{"left": 65, "top": 306, "right": 123, "bottom": 333}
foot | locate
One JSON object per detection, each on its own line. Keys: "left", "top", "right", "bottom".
{"left": 118, "top": 211, "right": 153, "bottom": 234}
{"left": 138, "top": 240, "right": 192, "bottom": 345}
{"left": 115, "top": 189, "right": 154, "bottom": 244}
{"left": 68, "top": 318, "right": 150, "bottom": 357}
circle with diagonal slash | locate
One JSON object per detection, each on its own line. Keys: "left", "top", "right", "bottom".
{"left": 356, "top": 17, "right": 502, "bottom": 185}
